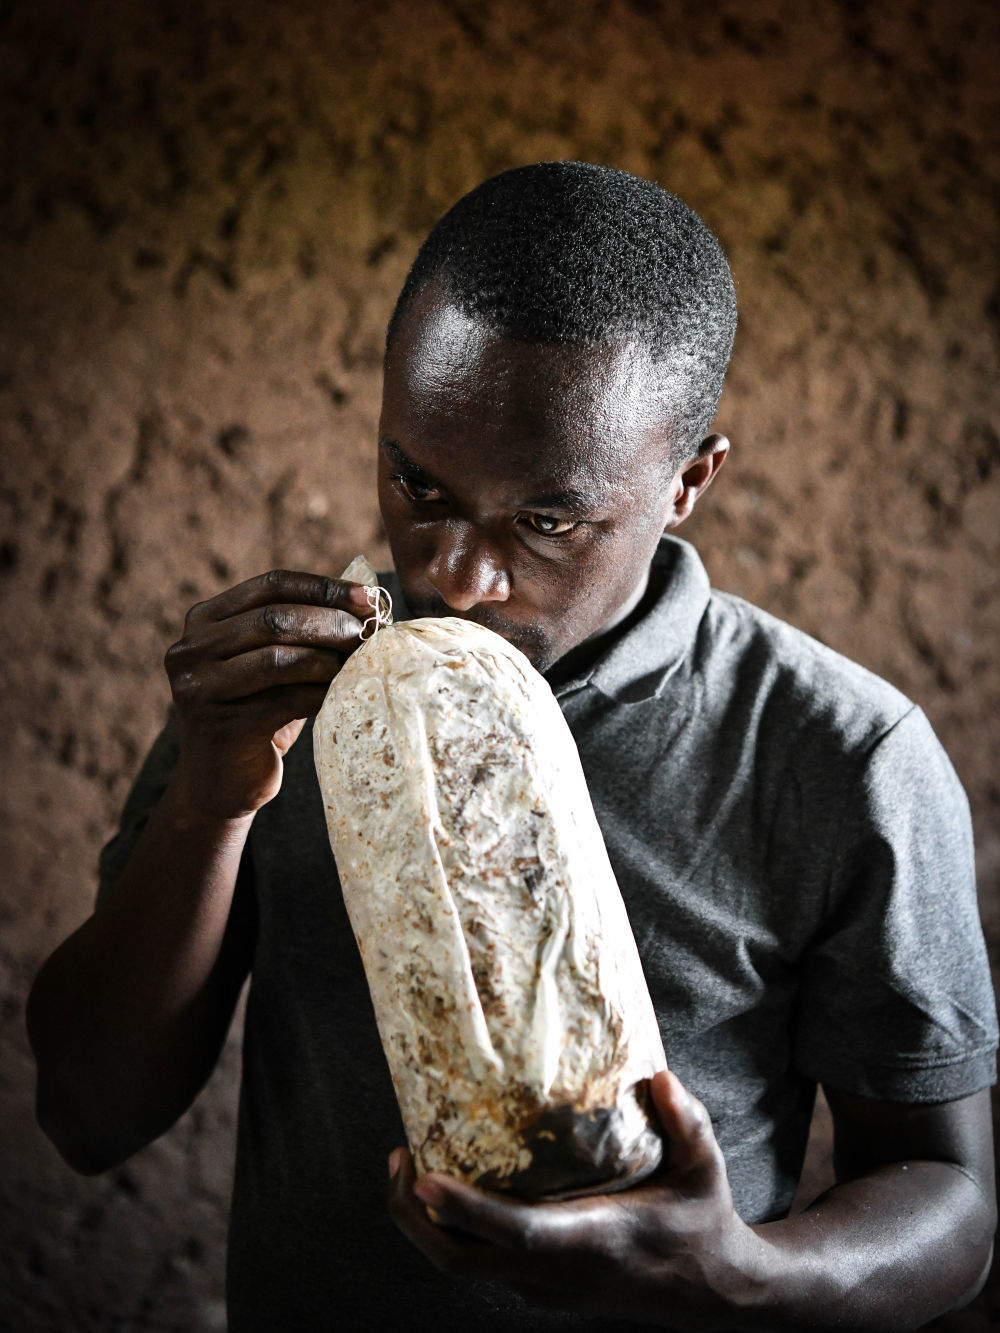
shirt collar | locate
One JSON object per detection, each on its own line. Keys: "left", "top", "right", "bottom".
{"left": 381, "top": 534, "right": 710, "bottom": 706}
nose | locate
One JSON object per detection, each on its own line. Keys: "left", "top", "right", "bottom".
{"left": 425, "top": 521, "right": 511, "bottom": 611}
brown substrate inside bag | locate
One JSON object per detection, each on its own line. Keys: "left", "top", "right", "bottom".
{"left": 475, "top": 1082, "right": 665, "bottom": 1201}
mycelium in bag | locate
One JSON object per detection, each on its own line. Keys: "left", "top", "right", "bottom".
{"left": 313, "top": 561, "right": 666, "bottom": 1199}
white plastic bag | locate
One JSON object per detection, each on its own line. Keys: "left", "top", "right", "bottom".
{"left": 314, "top": 579, "right": 666, "bottom": 1198}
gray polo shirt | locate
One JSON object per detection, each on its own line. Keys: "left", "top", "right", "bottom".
{"left": 99, "top": 535, "right": 997, "bottom": 1333}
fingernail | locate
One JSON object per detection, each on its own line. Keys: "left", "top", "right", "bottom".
{"left": 413, "top": 1178, "right": 446, "bottom": 1208}
{"left": 388, "top": 1149, "right": 401, "bottom": 1180}
{"left": 348, "top": 583, "right": 373, "bottom": 607}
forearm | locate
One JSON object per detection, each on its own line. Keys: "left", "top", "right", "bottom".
{"left": 738, "top": 1161, "right": 996, "bottom": 1332}
{"left": 27, "top": 778, "right": 255, "bottom": 1172}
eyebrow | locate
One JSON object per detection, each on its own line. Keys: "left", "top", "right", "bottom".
{"left": 521, "top": 486, "right": 602, "bottom": 510}
{"left": 379, "top": 438, "right": 604, "bottom": 512}
{"left": 381, "top": 438, "right": 438, "bottom": 480}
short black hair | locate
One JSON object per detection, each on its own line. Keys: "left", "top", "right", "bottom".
{"left": 386, "top": 161, "right": 737, "bottom": 460}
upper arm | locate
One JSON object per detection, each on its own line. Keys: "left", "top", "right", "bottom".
{"left": 824, "top": 1083, "right": 996, "bottom": 1208}
{"left": 795, "top": 710, "right": 997, "bottom": 1105}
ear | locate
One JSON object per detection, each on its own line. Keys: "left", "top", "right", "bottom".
{"left": 664, "top": 433, "right": 730, "bottom": 528}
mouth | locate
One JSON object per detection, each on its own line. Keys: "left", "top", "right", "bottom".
{"left": 405, "top": 594, "right": 554, "bottom": 670}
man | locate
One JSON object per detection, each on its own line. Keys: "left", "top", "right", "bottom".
{"left": 28, "top": 163, "right": 997, "bottom": 1330}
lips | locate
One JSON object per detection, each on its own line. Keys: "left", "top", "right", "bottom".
{"left": 404, "top": 593, "right": 554, "bottom": 669}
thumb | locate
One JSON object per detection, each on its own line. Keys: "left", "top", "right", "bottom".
{"left": 649, "top": 1068, "right": 721, "bottom": 1177}
{"left": 272, "top": 717, "right": 308, "bottom": 756}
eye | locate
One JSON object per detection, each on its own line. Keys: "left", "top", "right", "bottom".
{"left": 395, "top": 474, "right": 444, "bottom": 504}
{"left": 520, "top": 512, "right": 579, "bottom": 536}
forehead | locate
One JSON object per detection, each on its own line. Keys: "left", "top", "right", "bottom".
{"left": 381, "top": 287, "right": 671, "bottom": 492}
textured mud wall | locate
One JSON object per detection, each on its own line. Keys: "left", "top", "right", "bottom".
{"left": 2, "top": 0, "right": 998, "bottom": 1328}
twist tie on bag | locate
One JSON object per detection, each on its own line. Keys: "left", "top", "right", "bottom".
{"left": 359, "top": 585, "right": 393, "bottom": 641}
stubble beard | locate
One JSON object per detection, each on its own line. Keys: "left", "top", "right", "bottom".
{"left": 403, "top": 592, "right": 557, "bottom": 672}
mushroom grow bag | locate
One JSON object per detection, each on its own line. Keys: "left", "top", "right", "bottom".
{"left": 314, "top": 608, "right": 666, "bottom": 1199}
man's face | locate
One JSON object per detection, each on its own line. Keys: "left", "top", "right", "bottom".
{"left": 377, "top": 284, "right": 682, "bottom": 674}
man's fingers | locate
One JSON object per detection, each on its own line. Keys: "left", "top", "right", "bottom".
{"left": 650, "top": 1068, "right": 723, "bottom": 1179}
{"left": 413, "top": 1173, "right": 541, "bottom": 1248}
{"left": 390, "top": 1156, "right": 657, "bottom": 1312}
{"left": 411, "top": 1173, "right": 614, "bottom": 1256}
{"left": 176, "top": 683, "right": 332, "bottom": 739}
{"left": 167, "top": 571, "right": 371, "bottom": 717}
{"left": 171, "top": 644, "right": 343, "bottom": 705}
{"left": 388, "top": 1150, "right": 506, "bottom": 1279}
{"left": 171, "top": 603, "right": 365, "bottom": 665}
{"left": 238, "top": 682, "right": 333, "bottom": 729}
{"left": 185, "top": 570, "right": 372, "bottom": 625}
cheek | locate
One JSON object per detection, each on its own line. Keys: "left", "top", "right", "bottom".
{"left": 562, "top": 530, "right": 659, "bottom": 628}
{"left": 383, "top": 520, "right": 430, "bottom": 576}
{"left": 376, "top": 470, "right": 397, "bottom": 525}
{"left": 378, "top": 495, "right": 437, "bottom": 594}
{"left": 536, "top": 565, "right": 613, "bottom": 638}
{"left": 378, "top": 479, "right": 417, "bottom": 550}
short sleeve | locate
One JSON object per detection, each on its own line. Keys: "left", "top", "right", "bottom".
{"left": 794, "top": 706, "right": 998, "bottom": 1102}
{"left": 97, "top": 712, "right": 180, "bottom": 905}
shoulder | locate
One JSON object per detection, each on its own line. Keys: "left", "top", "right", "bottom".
{"left": 682, "top": 585, "right": 971, "bottom": 844}
{"left": 698, "top": 587, "right": 918, "bottom": 759}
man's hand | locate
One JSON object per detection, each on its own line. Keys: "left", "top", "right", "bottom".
{"left": 389, "top": 1073, "right": 996, "bottom": 1331}
{"left": 165, "top": 570, "right": 372, "bottom": 818}
{"left": 388, "top": 1069, "right": 760, "bottom": 1327}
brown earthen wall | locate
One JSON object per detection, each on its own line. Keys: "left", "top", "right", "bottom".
{"left": 2, "top": 0, "right": 998, "bottom": 1328}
